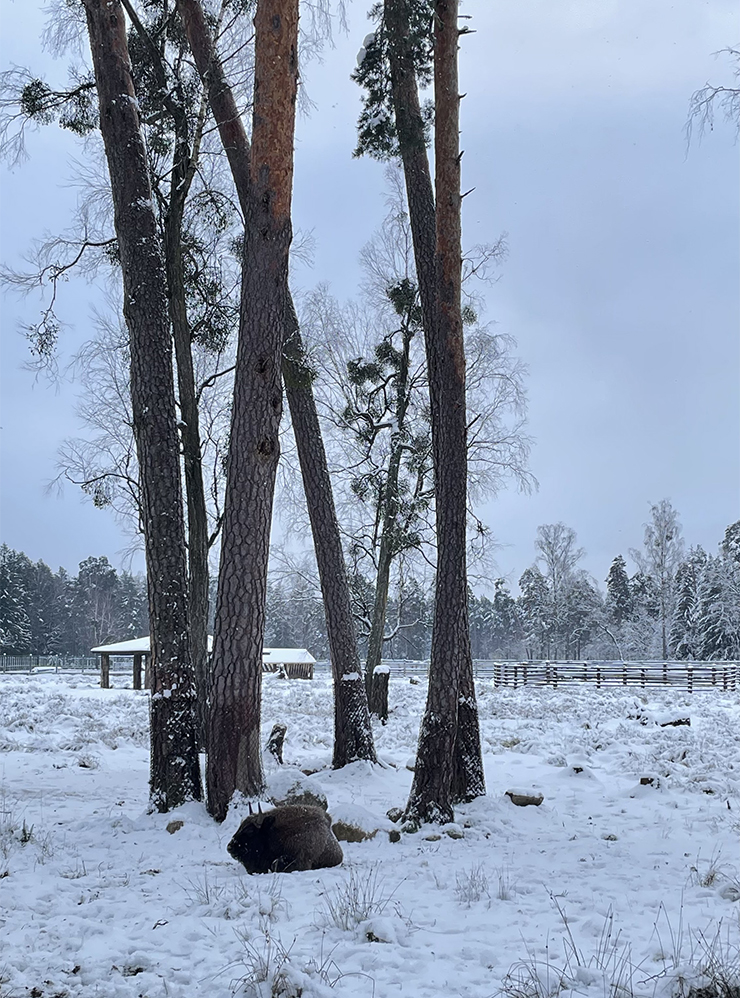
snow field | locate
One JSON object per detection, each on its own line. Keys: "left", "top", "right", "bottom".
{"left": 0, "top": 672, "right": 738, "bottom": 998}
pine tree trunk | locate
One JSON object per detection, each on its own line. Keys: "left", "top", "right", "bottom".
{"left": 283, "top": 311, "right": 377, "bottom": 766}
{"left": 385, "top": 0, "right": 484, "bottom": 822}
{"left": 177, "top": 0, "right": 377, "bottom": 772}
{"left": 364, "top": 326, "right": 413, "bottom": 708}
{"left": 117, "top": 2, "right": 211, "bottom": 741}
{"left": 364, "top": 458, "right": 405, "bottom": 707}
{"left": 206, "top": 0, "right": 299, "bottom": 821}
{"left": 365, "top": 541, "right": 394, "bottom": 706}
{"left": 163, "top": 129, "right": 210, "bottom": 750}
{"left": 83, "top": 0, "right": 201, "bottom": 811}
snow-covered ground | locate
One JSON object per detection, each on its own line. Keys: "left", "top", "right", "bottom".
{"left": 1, "top": 671, "right": 738, "bottom": 998}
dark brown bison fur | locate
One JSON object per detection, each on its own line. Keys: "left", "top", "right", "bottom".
{"left": 227, "top": 804, "right": 343, "bottom": 874}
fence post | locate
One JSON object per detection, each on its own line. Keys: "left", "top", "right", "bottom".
{"left": 100, "top": 653, "right": 110, "bottom": 689}
{"left": 687, "top": 665, "right": 693, "bottom": 694}
{"left": 133, "top": 653, "right": 143, "bottom": 690}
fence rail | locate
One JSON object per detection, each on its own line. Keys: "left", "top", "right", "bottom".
{"left": 485, "top": 660, "right": 738, "bottom": 691}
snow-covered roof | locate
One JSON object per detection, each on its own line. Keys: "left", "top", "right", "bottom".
{"left": 262, "top": 648, "right": 315, "bottom": 665}
{"left": 91, "top": 637, "right": 315, "bottom": 664}
{"left": 91, "top": 637, "right": 152, "bottom": 654}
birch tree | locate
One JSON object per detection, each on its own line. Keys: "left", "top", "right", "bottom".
{"left": 630, "top": 499, "right": 684, "bottom": 659}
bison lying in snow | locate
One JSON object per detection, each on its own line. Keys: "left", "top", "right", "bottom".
{"left": 227, "top": 804, "right": 343, "bottom": 874}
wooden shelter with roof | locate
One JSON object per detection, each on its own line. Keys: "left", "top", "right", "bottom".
{"left": 91, "top": 637, "right": 316, "bottom": 688}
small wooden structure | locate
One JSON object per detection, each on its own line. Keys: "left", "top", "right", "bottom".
{"left": 261, "top": 648, "right": 315, "bottom": 680}
{"left": 91, "top": 637, "right": 151, "bottom": 689}
{"left": 91, "top": 638, "right": 316, "bottom": 688}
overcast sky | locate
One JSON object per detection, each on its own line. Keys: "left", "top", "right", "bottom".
{"left": 0, "top": 0, "right": 738, "bottom": 590}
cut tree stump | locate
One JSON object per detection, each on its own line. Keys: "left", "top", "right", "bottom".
{"left": 370, "top": 665, "right": 390, "bottom": 723}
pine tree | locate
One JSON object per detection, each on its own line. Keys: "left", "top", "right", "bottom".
{"left": 518, "top": 567, "right": 553, "bottom": 660}
{"left": 721, "top": 520, "right": 740, "bottom": 565}
{"left": 82, "top": 0, "right": 202, "bottom": 811}
{"left": 0, "top": 546, "right": 32, "bottom": 653}
{"left": 177, "top": 0, "right": 377, "bottom": 784}
{"left": 605, "top": 555, "right": 633, "bottom": 624}
{"left": 669, "top": 547, "right": 707, "bottom": 659}
{"left": 697, "top": 555, "right": 740, "bottom": 660}
{"left": 361, "top": 0, "right": 485, "bottom": 823}
{"left": 491, "top": 579, "right": 523, "bottom": 659}
{"left": 562, "top": 573, "right": 603, "bottom": 659}
{"left": 340, "top": 277, "right": 432, "bottom": 702}
{"left": 116, "top": 572, "right": 149, "bottom": 640}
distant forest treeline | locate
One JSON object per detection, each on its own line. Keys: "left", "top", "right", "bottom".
{"left": 1, "top": 512, "right": 738, "bottom": 661}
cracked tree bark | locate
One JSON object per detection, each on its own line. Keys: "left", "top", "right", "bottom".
{"left": 176, "top": 0, "right": 376, "bottom": 776}
{"left": 82, "top": 0, "right": 201, "bottom": 811}
{"left": 383, "top": 0, "right": 485, "bottom": 823}
{"left": 205, "top": 0, "right": 300, "bottom": 821}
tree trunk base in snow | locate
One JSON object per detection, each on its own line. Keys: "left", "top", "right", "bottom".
{"left": 370, "top": 667, "right": 390, "bottom": 724}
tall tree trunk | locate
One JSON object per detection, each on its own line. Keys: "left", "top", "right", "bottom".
{"left": 283, "top": 308, "right": 377, "bottom": 766}
{"left": 206, "top": 0, "right": 299, "bottom": 821}
{"left": 176, "top": 0, "right": 376, "bottom": 771}
{"left": 83, "top": 0, "right": 201, "bottom": 811}
{"left": 433, "top": 0, "right": 484, "bottom": 807}
{"left": 164, "top": 189, "right": 211, "bottom": 749}
{"left": 164, "top": 114, "right": 211, "bottom": 749}
{"left": 364, "top": 326, "right": 413, "bottom": 708}
{"left": 121, "top": 0, "right": 211, "bottom": 745}
{"left": 385, "top": 0, "right": 484, "bottom": 823}
{"left": 365, "top": 538, "right": 394, "bottom": 703}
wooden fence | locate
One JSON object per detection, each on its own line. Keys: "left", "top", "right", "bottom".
{"left": 1, "top": 655, "right": 99, "bottom": 674}
{"left": 486, "top": 660, "right": 738, "bottom": 691}
{"left": 316, "top": 659, "right": 738, "bottom": 692}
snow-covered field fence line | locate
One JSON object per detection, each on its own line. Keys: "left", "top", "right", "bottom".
{"left": 4, "top": 656, "right": 738, "bottom": 692}
{"left": 316, "top": 659, "right": 740, "bottom": 692}
{"left": 1, "top": 654, "right": 98, "bottom": 674}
